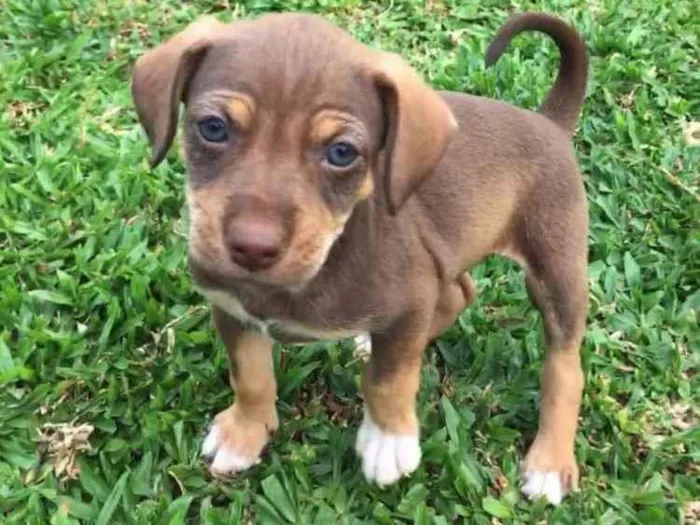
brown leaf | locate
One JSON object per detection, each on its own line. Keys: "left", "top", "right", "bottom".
{"left": 684, "top": 501, "right": 700, "bottom": 524}
{"left": 37, "top": 422, "right": 94, "bottom": 482}
{"left": 683, "top": 121, "right": 700, "bottom": 147}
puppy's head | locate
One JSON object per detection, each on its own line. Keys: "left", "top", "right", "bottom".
{"left": 132, "top": 14, "right": 456, "bottom": 289}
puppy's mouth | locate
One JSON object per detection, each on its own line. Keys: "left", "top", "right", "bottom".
{"left": 189, "top": 221, "right": 346, "bottom": 292}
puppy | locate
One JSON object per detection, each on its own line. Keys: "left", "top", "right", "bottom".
{"left": 132, "top": 12, "right": 588, "bottom": 505}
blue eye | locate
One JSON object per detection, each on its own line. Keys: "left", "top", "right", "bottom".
{"left": 198, "top": 116, "right": 229, "bottom": 142}
{"left": 325, "top": 141, "right": 358, "bottom": 168}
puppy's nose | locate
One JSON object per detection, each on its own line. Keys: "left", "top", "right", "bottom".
{"left": 226, "top": 219, "right": 285, "bottom": 272}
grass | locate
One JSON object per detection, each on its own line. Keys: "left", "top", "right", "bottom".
{"left": 1, "top": 0, "right": 698, "bottom": 523}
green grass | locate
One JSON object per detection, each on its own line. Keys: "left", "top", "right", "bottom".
{"left": 1, "top": 0, "right": 698, "bottom": 523}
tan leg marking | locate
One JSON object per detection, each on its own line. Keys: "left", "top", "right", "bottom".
{"left": 202, "top": 308, "right": 278, "bottom": 476}
{"left": 522, "top": 345, "right": 583, "bottom": 503}
{"left": 362, "top": 357, "right": 422, "bottom": 435}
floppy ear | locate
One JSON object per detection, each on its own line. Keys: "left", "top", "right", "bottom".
{"left": 131, "top": 17, "right": 222, "bottom": 167}
{"left": 374, "top": 53, "right": 458, "bottom": 214}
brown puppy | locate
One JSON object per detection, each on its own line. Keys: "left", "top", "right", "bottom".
{"left": 132, "top": 12, "right": 588, "bottom": 505}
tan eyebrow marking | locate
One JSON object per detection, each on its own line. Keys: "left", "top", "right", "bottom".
{"left": 310, "top": 111, "right": 351, "bottom": 145}
{"left": 225, "top": 93, "right": 255, "bottom": 130}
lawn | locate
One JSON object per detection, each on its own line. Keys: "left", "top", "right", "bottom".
{"left": 1, "top": 0, "right": 698, "bottom": 523}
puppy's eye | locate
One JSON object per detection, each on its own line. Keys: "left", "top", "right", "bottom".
{"left": 198, "top": 116, "right": 229, "bottom": 143}
{"left": 325, "top": 142, "right": 358, "bottom": 168}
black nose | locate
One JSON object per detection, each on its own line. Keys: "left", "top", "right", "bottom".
{"left": 226, "top": 219, "right": 285, "bottom": 272}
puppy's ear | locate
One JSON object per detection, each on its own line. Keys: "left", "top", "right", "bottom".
{"left": 374, "top": 54, "right": 457, "bottom": 214}
{"left": 131, "top": 17, "right": 222, "bottom": 167}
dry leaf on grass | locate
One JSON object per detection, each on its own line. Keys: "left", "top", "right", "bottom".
{"left": 683, "top": 121, "right": 700, "bottom": 147}
{"left": 666, "top": 401, "right": 699, "bottom": 431}
{"left": 684, "top": 501, "right": 700, "bottom": 524}
{"left": 37, "top": 422, "right": 94, "bottom": 481}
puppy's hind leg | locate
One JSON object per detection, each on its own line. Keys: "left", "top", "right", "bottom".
{"left": 516, "top": 203, "right": 588, "bottom": 505}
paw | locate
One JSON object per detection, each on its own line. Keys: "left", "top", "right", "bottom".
{"left": 201, "top": 406, "right": 277, "bottom": 476}
{"left": 521, "top": 440, "right": 578, "bottom": 505}
{"left": 355, "top": 411, "right": 421, "bottom": 486}
{"left": 521, "top": 471, "right": 565, "bottom": 505}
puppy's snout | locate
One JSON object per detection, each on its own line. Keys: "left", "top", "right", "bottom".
{"left": 226, "top": 218, "right": 287, "bottom": 272}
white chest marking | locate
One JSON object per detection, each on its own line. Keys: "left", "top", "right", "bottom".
{"left": 200, "top": 288, "right": 361, "bottom": 343}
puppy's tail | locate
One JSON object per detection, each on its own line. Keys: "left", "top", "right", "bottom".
{"left": 485, "top": 13, "right": 588, "bottom": 138}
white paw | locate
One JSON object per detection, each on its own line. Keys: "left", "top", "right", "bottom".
{"left": 201, "top": 423, "right": 259, "bottom": 475}
{"left": 521, "top": 470, "right": 564, "bottom": 505}
{"left": 355, "top": 411, "right": 421, "bottom": 486}
{"left": 352, "top": 334, "right": 372, "bottom": 361}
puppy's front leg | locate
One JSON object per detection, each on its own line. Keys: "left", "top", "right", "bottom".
{"left": 356, "top": 313, "right": 431, "bottom": 486}
{"left": 202, "top": 307, "right": 278, "bottom": 476}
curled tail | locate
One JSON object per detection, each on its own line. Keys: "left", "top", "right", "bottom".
{"left": 485, "top": 13, "right": 589, "bottom": 138}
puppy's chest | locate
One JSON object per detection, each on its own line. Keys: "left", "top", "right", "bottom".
{"left": 200, "top": 288, "right": 362, "bottom": 344}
